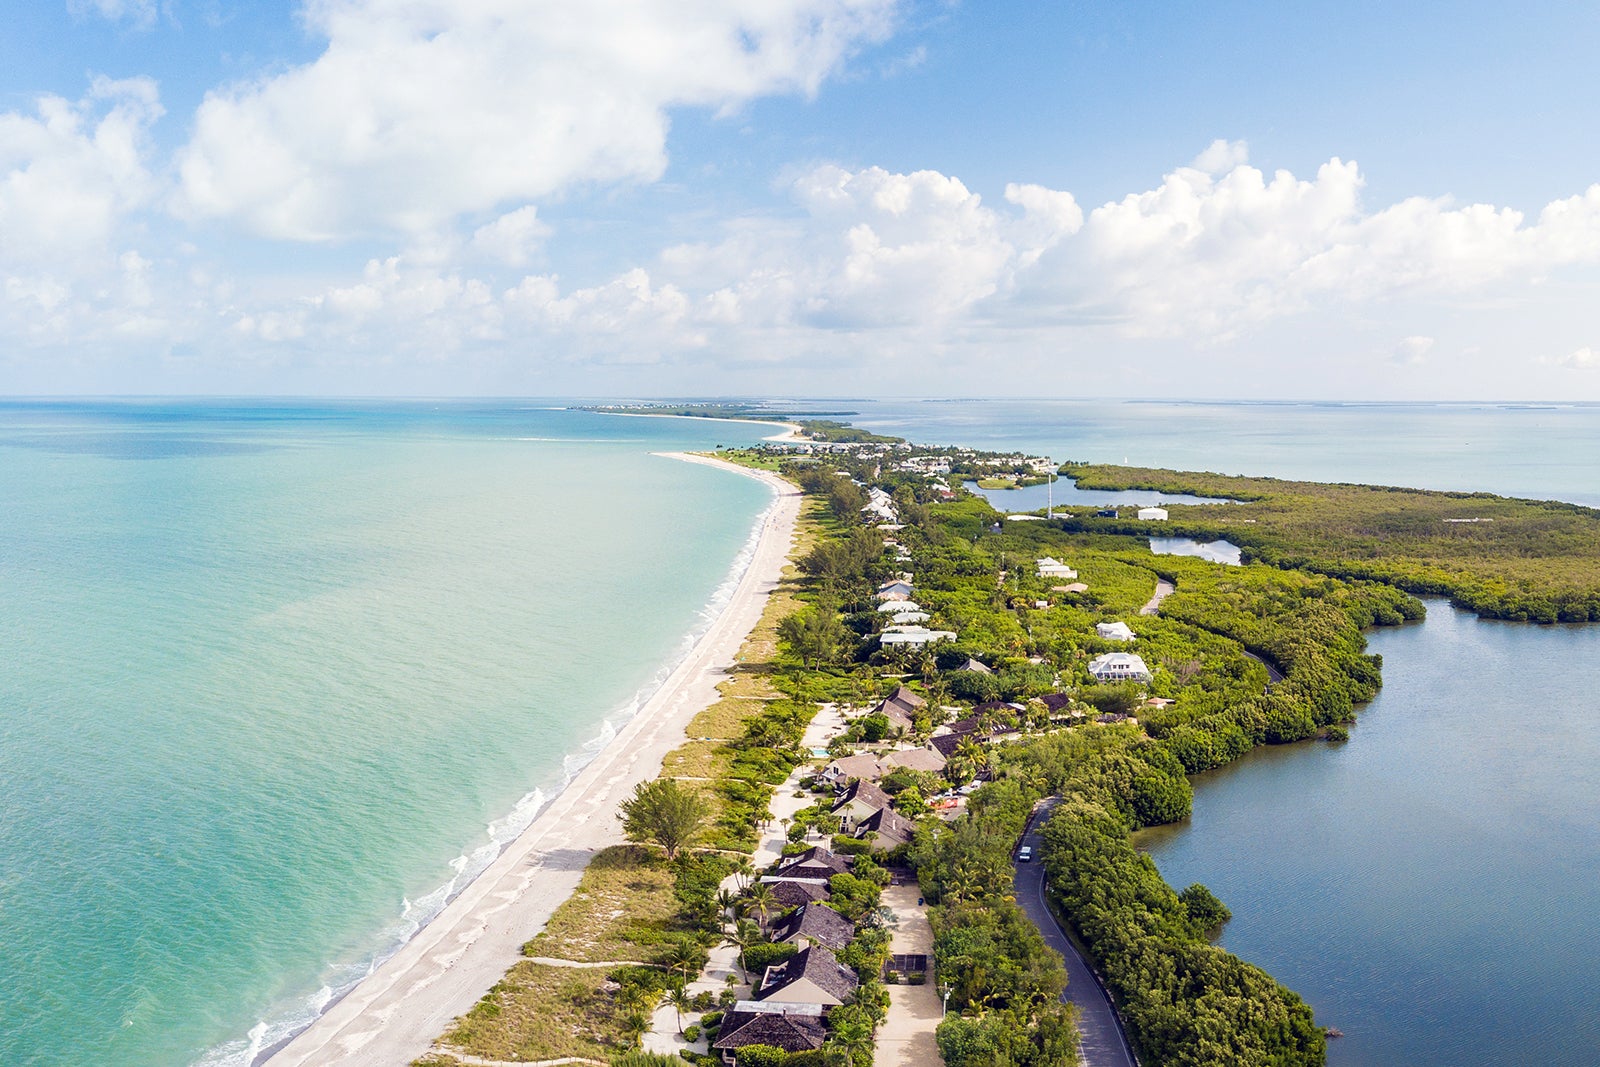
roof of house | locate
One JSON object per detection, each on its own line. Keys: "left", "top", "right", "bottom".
{"left": 876, "top": 599, "right": 923, "bottom": 612}
{"left": 713, "top": 1008, "right": 829, "bottom": 1055}
{"left": 857, "top": 806, "right": 916, "bottom": 849}
{"left": 930, "top": 732, "right": 967, "bottom": 758}
{"left": 757, "top": 945, "right": 860, "bottom": 1004}
{"left": 824, "top": 753, "right": 886, "bottom": 781}
{"left": 770, "top": 902, "right": 856, "bottom": 951}
{"left": 1037, "top": 692, "right": 1074, "bottom": 712}
{"left": 872, "top": 685, "right": 925, "bottom": 727}
{"left": 885, "top": 747, "right": 947, "bottom": 773}
{"left": 775, "top": 846, "right": 850, "bottom": 878}
{"left": 1097, "top": 621, "right": 1137, "bottom": 641}
{"left": 1088, "top": 651, "right": 1151, "bottom": 676}
{"left": 764, "top": 879, "right": 831, "bottom": 908}
{"left": 834, "top": 778, "right": 893, "bottom": 813}
{"left": 957, "top": 657, "right": 993, "bottom": 674}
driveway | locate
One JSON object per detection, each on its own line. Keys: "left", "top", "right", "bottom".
{"left": 873, "top": 881, "right": 942, "bottom": 1067}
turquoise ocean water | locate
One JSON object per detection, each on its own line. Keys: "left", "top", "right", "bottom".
{"left": 0, "top": 402, "right": 773, "bottom": 1066}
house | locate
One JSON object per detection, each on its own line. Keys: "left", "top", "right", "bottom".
{"left": 769, "top": 902, "right": 856, "bottom": 951}
{"left": 756, "top": 945, "right": 860, "bottom": 1006}
{"left": 875, "top": 580, "right": 914, "bottom": 601}
{"left": 774, "top": 846, "right": 850, "bottom": 880}
{"left": 820, "top": 753, "right": 886, "bottom": 787}
{"left": 956, "top": 657, "right": 993, "bottom": 675}
{"left": 762, "top": 879, "right": 831, "bottom": 908}
{"left": 1138, "top": 507, "right": 1169, "bottom": 521}
{"left": 1036, "top": 557, "right": 1078, "bottom": 579}
{"left": 855, "top": 805, "right": 917, "bottom": 851}
{"left": 876, "top": 599, "right": 922, "bottom": 613}
{"left": 1087, "top": 651, "right": 1153, "bottom": 683}
{"left": 833, "top": 779, "right": 894, "bottom": 830}
{"left": 887, "top": 610, "right": 930, "bottom": 624}
{"left": 1036, "top": 692, "right": 1074, "bottom": 715}
{"left": 870, "top": 686, "right": 925, "bottom": 732}
{"left": 713, "top": 1002, "right": 828, "bottom": 1064}
{"left": 1096, "top": 621, "right": 1137, "bottom": 642}
{"left": 1095, "top": 508, "right": 1119, "bottom": 519}
{"left": 879, "top": 627, "right": 956, "bottom": 647}
{"left": 885, "top": 747, "right": 947, "bottom": 774}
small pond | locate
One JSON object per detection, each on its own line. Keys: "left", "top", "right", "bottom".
{"left": 964, "top": 478, "right": 1236, "bottom": 512}
{"left": 1149, "top": 536, "right": 1243, "bottom": 566}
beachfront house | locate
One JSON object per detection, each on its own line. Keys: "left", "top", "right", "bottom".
{"left": 1087, "top": 651, "right": 1153, "bottom": 683}
{"left": 769, "top": 902, "right": 856, "bottom": 952}
{"left": 854, "top": 805, "right": 916, "bottom": 851}
{"left": 713, "top": 1003, "right": 828, "bottom": 1065}
{"left": 1138, "top": 507, "right": 1169, "bottom": 521}
{"left": 1096, "top": 621, "right": 1137, "bottom": 642}
{"left": 821, "top": 752, "right": 887, "bottom": 787}
{"left": 876, "top": 598, "right": 920, "bottom": 613}
{"left": 774, "top": 846, "right": 851, "bottom": 880}
{"left": 755, "top": 945, "right": 860, "bottom": 1006}
{"left": 876, "top": 580, "right": 914, "bottom": 601}
{"left": 833, "top": 779, "right": 894, "bottom": 830}
{"left": 879, "top": 627, "right": 956, "bottom": 647}
{"left": 1036, "top": 557, "right": 1078, "bottom": 579}
{"left": 762, "top": 879, "right": 831, "bottom": 909}
{"left": 869, "top": 685, "right": 926, "bottom": 733}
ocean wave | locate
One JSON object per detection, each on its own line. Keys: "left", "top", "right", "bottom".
{"left": 200, "top": 478, "right": 779, "bottom": 1067}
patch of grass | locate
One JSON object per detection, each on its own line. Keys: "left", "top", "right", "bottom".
{"left": 439, "top": 961, "right": 624, "bottom": 1062}
{"left": 685, "top": 695, "right": 773, "bottom": 739}
{"left": 523, "top": 846, "right": 682, "bottom": 963}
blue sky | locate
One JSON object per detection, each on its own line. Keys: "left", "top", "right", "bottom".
{"left": 2, "top": 0, "right": 1598, "bottom": 398}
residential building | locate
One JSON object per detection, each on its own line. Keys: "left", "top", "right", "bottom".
{"left": 769, "top": 902, "right": 856, "bottom": 951}
{"left": 1138, "top": 507, "right": 1169, "bottom": 521}
{"left": 1096, "top": 621, "right": 1137, "bottom": 642}
{"left": 756, "top": 945, "right": 860, "bottom": 1006}
{"left": 1087, "top": 651, "right": 1153, "bottom": 682}
{"left": 713, "top": 1003, "right": 828, "bottom": 1064}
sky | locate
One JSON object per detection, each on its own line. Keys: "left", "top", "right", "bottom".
{"left": 1, "top": 0, "right": 1598, "bottom": 399}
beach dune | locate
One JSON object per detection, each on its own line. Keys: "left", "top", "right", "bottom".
{"left": 262, "top": 453, "right": 800, "bottom": 1067}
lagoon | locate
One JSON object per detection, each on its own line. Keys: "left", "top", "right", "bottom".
{"left": 1137, "top": 601, "right": 1600, "bottom": 1066}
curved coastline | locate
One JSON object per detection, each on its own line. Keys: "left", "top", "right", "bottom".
{"left": 258, "top": 453, "right": 801, "bottom": 1067}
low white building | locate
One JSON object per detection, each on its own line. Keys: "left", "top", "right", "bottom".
{"left": 1096, "top": 621, "right": 1136, "bottom": 642}
{"left": 1087, "top": 651, "right": 1152, "bottom": 683}
{"left": 1137, "top": 507, "right": 1169, "bottom": 521}
{"left": 876, "top": 599, "right": 922, "bottom": 613}
{"left": 1036, "top": 556, "right": 1078, "bottom": 579}
{"left": 880, "top": 627, "right": 957, "bottom": 647}
{"left": 888, "top": 610, "right": 930, "bottom": 625}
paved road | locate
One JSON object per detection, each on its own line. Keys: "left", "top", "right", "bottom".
{"left": 1014, "top": 800, "right": 1139, "bottom": 1067}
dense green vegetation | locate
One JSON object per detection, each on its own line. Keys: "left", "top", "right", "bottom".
{"left": 1062, "top": 462, "right": 1600, "bottom": 622}
{"left": 733, "top": 436, "right": 1459, "bottom": 1066}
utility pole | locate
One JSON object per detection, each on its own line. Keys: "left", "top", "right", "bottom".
{"left": 940, "top": 982, "right": 953, "bottom": 1018}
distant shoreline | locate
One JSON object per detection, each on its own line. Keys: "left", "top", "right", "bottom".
{"left": 590, "top": 408, "right": 807, "bottom": 442}
{"left": 260, "top": 453, "right": 802, "bottom": 1067}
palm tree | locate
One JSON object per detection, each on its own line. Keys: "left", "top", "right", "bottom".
{"left": 715, "top": 888, "right": 740, "bottom": 923}
{"left": 721, "top": 918, "right": 762, "bottom": 982}
{"left": 744, "top": 881, "right": 778, "bottom": 927}
{"left": 828, "top": 1016, "right": 876, "bottom": 1063}
{"left": 659, "top": 939, "right": 700, "bottom": 985}
{"left": 732, "top": 857, "right": 756, "bottom": 892}
{"left": 663, "top": 985, "right": 695, "bottom": 1034}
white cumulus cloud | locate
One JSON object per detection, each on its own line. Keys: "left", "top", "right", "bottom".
{"left": 173, "top": 0, "right": 901, "bottom": 240}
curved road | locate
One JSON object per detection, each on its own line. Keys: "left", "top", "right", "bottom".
{"left": 1015, "top": 800, "right": 1139, "bottom": 1067}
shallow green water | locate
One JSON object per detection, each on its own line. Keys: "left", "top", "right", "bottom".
{"left": 0, "top": 401, "right": 772, "bottom": 1065}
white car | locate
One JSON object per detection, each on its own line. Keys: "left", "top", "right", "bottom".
{"left": 1017, "top": 845, "right": 1033, "bottom": 863}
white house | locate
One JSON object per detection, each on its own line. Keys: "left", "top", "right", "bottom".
{"left": 876, "top": 599, "right": 922, "bottom": 613}
{"left": 879, "top": 627, "right": 957, "bottom": 647}
{"left": 1137, "top": 507, "right": 1169, "bottom": 521}
{"left": 875, "top": 580, "right": 914, "bottom": 601}
{"left": 1036, "top": 557, "right": 1078, "bottom": 579}
{"left": 888, "top": 610, "right": 930, "bottom": 624}
{"left": 1096, "top": 621, "right": 1136, "bottom": 642}
{"left": 1087, "top": 652, "right": 1153, "bottom": 683}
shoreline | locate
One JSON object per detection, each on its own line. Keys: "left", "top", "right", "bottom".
{"left": 590, "top": 409, "right": 808, "bottom": 442}
{"left": 260, "top": 453, "right": 801, "bottom": 1067}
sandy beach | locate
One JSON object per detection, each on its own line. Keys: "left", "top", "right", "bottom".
{"left": 262, "top": 453, "right": 801, "bottom": 1067}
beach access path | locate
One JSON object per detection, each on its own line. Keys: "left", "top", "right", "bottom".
{"left": 263, "top": 454, "right": 801, "bottom": 1067}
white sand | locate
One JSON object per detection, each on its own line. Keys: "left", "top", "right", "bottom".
{"left": 263, "top": 453, "right": 801, "bottom": 1067}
